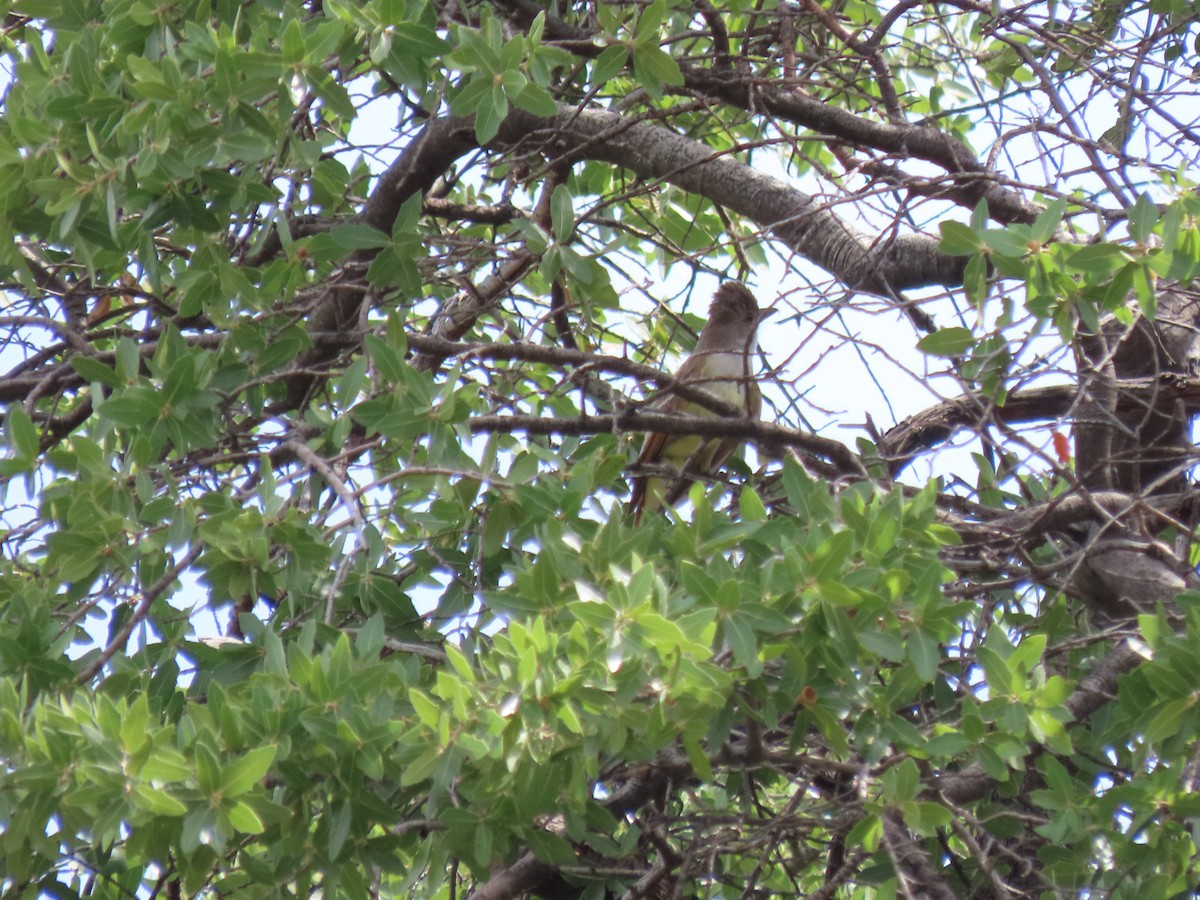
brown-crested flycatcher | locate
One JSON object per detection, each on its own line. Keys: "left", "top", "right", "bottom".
{"left": 629, "top": 283, "right": 774, "bottom": 522}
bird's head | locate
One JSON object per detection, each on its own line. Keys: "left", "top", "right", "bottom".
{"left": 705, "top": 283, "right": 776, "bottom": 342}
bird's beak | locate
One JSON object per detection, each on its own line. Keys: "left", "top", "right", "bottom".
{"left": 757, "top": 307, "right": 778, "bottom": 323}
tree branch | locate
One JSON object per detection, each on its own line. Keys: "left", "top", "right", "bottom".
{"left": 492, "top": 0, "right": 1041, "bottom": 226}
{"left": 470, "top": 410, "right": 868, "bottom": 477}
{"left": 881, "top": 813, "right": 961, "bottom": 900}
{"left": 465, "top": 852, "right": 559, "bottom": 900}
{"left": 284, "top": 116, "right": 479, "bottom": 405}
{"left": 77, "top": 545, "right": 204, "bottom": 684}
{"left": 880, "top": 377, "right": 1200, "bottom": 475}
{"left": 495, "top": 105, "right": 969, "bottom": 295}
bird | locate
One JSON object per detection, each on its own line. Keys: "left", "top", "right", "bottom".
{"left": 628, "top": 283, "right": 775, "bottom": 522}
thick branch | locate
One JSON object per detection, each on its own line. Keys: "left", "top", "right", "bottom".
{"left": 880, "top": 377, "right": 1200, "bottom": 475}
{"left": 287, "top": 92, "right": 981, "bottom": 392}
{"left": 493, "top": 0, "right": 1040, "bottom": 226}
{"left": 987, "top": 489, "right": 1192, "bottom": 539}
{"left": 470, "top": 410, "right": 868, "bottom": 477}
{"left": 414, "top": 252, "right": 537, "bottom": 371}
{"left": 361, "top": 115, "right": 478, "bottom": 234}
{"left": 496, "top": 105, "right": 968, "bottom": 295}
{"left": 466, "top": 853, "right": 558, "bottom": 900}
{"left": 682, "top": 71, "right": 1041, "bottom": 226}
{"left": 284, "top": 116, "right": 478, "bottom": 405}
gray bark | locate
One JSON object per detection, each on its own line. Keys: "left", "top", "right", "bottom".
{"left": 497, "top": 105, "right": 968, "bottom": 295}
{"left": 1074, "top": 285, "right": 1200, "bottom": 496}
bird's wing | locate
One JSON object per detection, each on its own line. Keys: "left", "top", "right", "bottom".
{"left": 746, "top": 378, "right": 762, "bottom": 420}
{"left": 628, "top": 383, "right": 693, "bottom": 521}
{"left": 662, "top": 381, "right": 761, "bottom": 506}
{"left": 634, "top": 422, "right": 672, "bottom": 468}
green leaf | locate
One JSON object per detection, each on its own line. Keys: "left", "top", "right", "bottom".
{"left": 1029, "top": 709, "right": 1071, "bottom": 753}
{"left": 845, "top": 813, "right": 882, "bottom": 851}
{"left": 739, "top": 486, "right": 767, "bottom": 522}
{"left": 254, "top": 327, "right": 311, "bottom": 375}
{"left": 636, "top": 0, "right": 666, "bottom": 40}
{"left": 132, "top": 784, "right": 188, "bottom": 816}
{"left": 724, "top": 615, "right": 759, "bottom": 674}
{"left": 45, "top": 529, "right": 103, "bottom": 583}
{"left": 525, "top": 829, "right": 578, "bottom": 866}
{"left": 474, "top": 84, "right": 508, "bottom": 144}
{"left": 963, "top": 253, "right": 989, "bottom": 308}
{"left": 1146, "top": 698, "right": 1195, "bottom": 743}
{"left": 70, "top": 355, "right": 122, "bottom": 388}
{"left": 556, "top": 700, "right": 582, "bottom": 734}
{"left": 367, "top": 247, "right": 421, "bottom": 290}
{"left": 196, "top": 744, "right": 221, "bottom": 796}
{"left": 227, "top": 800, "right": 266, "bottom": 834}
{"left": 364, "top": 333, "right": 409, "bottom": 384}
{"left": 1007, "top": 633, "right": 1046, "bottom": 678}
{"left": 550, "top": 184, "right": 574, "bottom": 243}
{"left": 115, "top": 337, "right": 141, "bottom": 381}
{"left": 635, "top": 611, "right": 687, "bottom": 649}
{"left": 908, "top": 801, "right": 953, "bottom": 831}
{"left": 981, "top": 227, "right": 1031, "bottom": 258}
{"left": 881, "top": 758, "right": 920, "bottom": 802}
{"left": 860, "top": 630, "right": 905, "bottom": 662}
{"left": 140, "top": 750, "right": 193, "bottom": 782}
{"left": 120, "top": 693, "right": 151, "bottom": 753}
{"left": 220, "top": 745, "right": 278, "bottom": 797}
{"left": 917, "top": 327, "right": 973, "bottom": 357}
{"left": 444, "top": 643, "right": 476, "bottom": 683}
{"left": 908, "top": 630, "right": 940, "bottom": 683}
{"left": 1030, "top": 197, "right": 1068, "bottom": 243}
{"left": 1132, "top": 264, "right": 1156, "bottom": 319}
{"left": 328, "top": 800, "right": 353, "bottom": 860}
{"left": 329, "top": 224, "right": 390, "bottom": 251}
{"left": 282, "top": 18, "right": 306, "bottom": 64}
{"left": 1128, "top": 193, "right": 1159, "bottom": 244}
{"left": 456, "top": 22, "right": 503, "bottom": 74}
{"left": 631, "top": 45, "right": 683, "bottom": 100}
{"left": 938, "top": 220, "right": 984, "bottom": 255}
{"left": 925, "top": 732, "right": 970, "bottom": 756}
{"left": 501, "top": 68, "right": 528, "bottom": 96}
{"left": 592, "top": 45, "right": 627, "bottom": 85}
{"left": 1068, "top": 242, "right": 1131, "bottom": 273}
{"left": 101, "top": 385, "right": 165, "bottom": 427}
{"left": 390, "top": 21, "right": 450, "bottom": 57}
{"left": 409, "top": 689, "right": 441, "bottom": 728}
{"left": 400, "top": 746, "right": 441, "bottom": 786}
{"left": 1102, "top": 261, "right": 1137, "bottom": 311}
{"left": 452, "top": 74, "right": 493, "bottom": 115}
{"left": 5, "top": 406, "right": 39, "bottom": 460}
{"left": 512, "top": 82, "right": 559, "bottom": 117}
{"left": 683, "top": 735, "right": 713, "bottom": 781}
{"left": 811, "top": 530, "right": 855, "bottom": 581}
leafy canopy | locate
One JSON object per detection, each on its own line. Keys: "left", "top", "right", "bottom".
{"left": 2, "top": 0, "right": 1200, "bottom": 898}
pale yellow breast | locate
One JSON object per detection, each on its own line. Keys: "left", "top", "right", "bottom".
{"left": 660, "top": 350, "right": 751, "bottom": 463}
{"left": 678, "top": 350, "right": 748, "bottom": 412}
